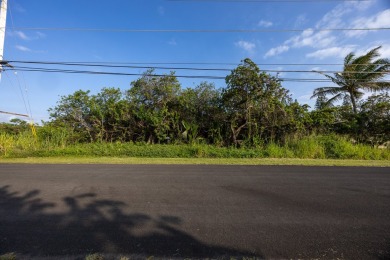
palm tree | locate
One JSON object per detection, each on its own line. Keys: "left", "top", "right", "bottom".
{"left": 312, "top": 46, "right": 390, "bottom": 114}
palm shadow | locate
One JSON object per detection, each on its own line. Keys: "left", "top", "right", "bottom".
{"left": 0, "top": 185, "right": 262, "bottom": 259}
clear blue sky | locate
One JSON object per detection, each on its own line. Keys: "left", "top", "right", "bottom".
{"left": 0, "top": 0, "right": 389, "bottom": 123}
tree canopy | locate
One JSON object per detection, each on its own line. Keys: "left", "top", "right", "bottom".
{"left": 312, "top": 46, "right": 390, "bottom": 114}
{"left": 41, "top": 53, "right": 390, "bottom": 147}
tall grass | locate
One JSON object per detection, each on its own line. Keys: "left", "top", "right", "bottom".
{"left": 0, "top": 132, "right": 39, "bottom": 156}
{"left": 1, "top": 130, "right": 389, "bottom": 160}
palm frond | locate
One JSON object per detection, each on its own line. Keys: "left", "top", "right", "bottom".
{"left": 353, "top": 46, "right": 382, "bottom": 74}
{"left": 344, "top": 52, "right": 355, "bottom": 65}
{"left": 311, "top": 86, "right": 344, "bottom": 99}
{"left": 322, "top": 73, "right": 346, "bottom": 87}
{"left": 353, "top": 46, "right": 381, "bottom": 65}
{"left": 325, "top": 93, "right": 344, "bottom": 107}
{"left": 364, "top": 81, "right": 390, "bottom": 90}
{"left": 314, "top": 46, "right": 388, "bottom": 112}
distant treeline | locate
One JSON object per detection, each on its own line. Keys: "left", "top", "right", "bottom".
{"left": 1, "top": 51, "right": 390, "bottom": 148}
{"left": 39, "top": 56, "right": 390, "bottom": 147}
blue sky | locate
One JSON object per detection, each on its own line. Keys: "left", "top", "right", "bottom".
{"left": 0, "top": 0, "right": 389, "bottom": 123}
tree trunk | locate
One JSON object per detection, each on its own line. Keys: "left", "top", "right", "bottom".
{"left": 350, "top": 93, "right": 357, "bottom": 114}
{"left": 231, "top": 121, "right": 247, "bottom": 146}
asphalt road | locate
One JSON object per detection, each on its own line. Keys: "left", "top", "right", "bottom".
{"left": 0, "top": 164, "right": 389, "bottom": 259}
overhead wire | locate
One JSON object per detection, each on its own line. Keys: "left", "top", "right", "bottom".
{"left": 2, "top": 70, "right": 30, "bottom": 118}
{"left": 3, "top": 1, "right": 36, "bottom": 134}
{"left": 7, "top": 60, "right": 390, "bottom": 67}
{"left": 15, "top": 70, "right": 34, "bottom": 122}
{"left": 5, "top": 60, "right": 390, "bottom": 74}
{"left": 0, "top": 110, "right": 28, "bottom": 117}
{"left": 1, "top": 1, "right": 387, "bottom": 87}
{"left": 167, "top": 0, "right": 373, "bottom": 2}
{"left": 4, "top": 66, "right": 389, "bottom": 83}
{"left": 6, "top": 26, "right": 389, "bottom": 33}
{"left": 4, "top": 66, "right": 228, "bottom": 80}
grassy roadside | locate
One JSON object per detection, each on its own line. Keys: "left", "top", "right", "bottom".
{"left": 1, "top": 157, "right": 389, "bottom": 167}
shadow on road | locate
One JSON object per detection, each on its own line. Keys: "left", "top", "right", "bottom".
{"left": 0, "top": 185, "right": 261, "bottom": 259}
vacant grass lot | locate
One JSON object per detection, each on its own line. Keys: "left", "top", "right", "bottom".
{"left": 1, "top": 157, "right": 390, "bottom": 167}
{"left": 1, "top": 133, "right": 389, "bottom": 166}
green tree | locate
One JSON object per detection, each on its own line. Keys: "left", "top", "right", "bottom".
{"left": 359, "top": 92, "right": 390, "bottom": 145}
{"left": 126, "top": 69, "right": 181, "bottom": 143}
{"left": 222, "top": 58, "right": 293, "bottom": 146}
{"left": 49, "top": 90, "right": 94, "bottom": 142}
{"left": 312, "top": 46, "right": 390, "bottom": 114}
{"left": 314, "top": 91, "right": 331, "bottom": 110}
{"left": 178, "top": 82, "right": 223, "bottom": 144}
{"left": 91, "top": 87, "right": 130, "bottom": 142}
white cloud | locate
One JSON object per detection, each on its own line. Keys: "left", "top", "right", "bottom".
{"left": 9, "top": 31, "right": 46, "bottom": 40}
{"left": 344, "top": 0, "right": 375, "bottom": 12}
{"left": 9, "top": 31, "right": 30, "bottom": 40}
{"left": 287, "top": 30, "right": 336, "bottom": 49}
{"left": 264, "top": 45, "right": 289, "bottom": 58}
{"left": 264, "top": 1, "right": 377, "bottom": 58}
{"left": 15, "top": 45, "right": 31, "bottom": 52}
{"left": 36, "top": 32, "right": 46, "bottom": 39}
{"left": 15, "top": 31, "right": 29, "bottom": 40}
{"left": 168, "top": 39, "right": 177, "bottom": 46}
{"left": 294, "top": 14, "right": 308, "bottom": 28}
{"left": 306, "top": 46, "right": 356, "bottom": 59}
{"left": 258, "top": 20, "right": 273, "bottom": 28}
{"left": 346, "top": 9, "right": 390, "bottom": 38}
{"left": 378, "top": 44, "right": 390, "bottom": 58}
{"left": 316, "top": 0, "right": 373, "bottom": 28}
{"left": 235, "top": 40, "right": 256, "bottom": 52}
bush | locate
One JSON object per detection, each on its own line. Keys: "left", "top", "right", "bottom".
{"left": 265, "top": 143, "right": 294, "bottom": 158}
{"left": 1, "top": 131, "right": 389, "bottom": 160}
{"left": 287, "top": 136, "right": 326, "bottom": 159}
{"left": 85, "top": 253, "right": 104, "bottom": 260}
{"left": 0, "top": 253, "right": 16, "bottom": 260}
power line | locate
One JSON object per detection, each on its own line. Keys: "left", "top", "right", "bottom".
{"left": 167, "top": 0, "right": 372, "bottom": 2}
{"left": 6, "top": 60, "right": 389, "bottom": 67}
{"left": 2, "top": 70, "right": 30, "bottom": 118}
{"left": 4, "top": 66, "right": 389, "bottom": 83}
{"left": 7, "top": 26, "right": 390, "bottom": 33}
{"left": 6, "top": 61, "right": 390, "bottom": 74}
{"left": 0, "top": 110, "right": 28, "bottom": 117}
{"left": 5, "top": 67, "right": 227, "bottom": 80}
{"left": 7, "top": 6, "right": 34, "bottom": 122}
{"left": 10, "top": 61, "right": 233, "bottom": 72}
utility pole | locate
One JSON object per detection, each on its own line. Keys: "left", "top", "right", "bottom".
{"left": 0, "top": 0, "right": 33, "bottom": 131}
{"left": 0, "top": 0, "right": 7, "bottom": 62}
{"left": 0, "top": 0, "right": 24, "bottom": 119}
{"left": 0, "top": 0, "right": 7, "bottom": 81}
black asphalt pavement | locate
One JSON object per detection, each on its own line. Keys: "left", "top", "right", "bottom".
{"left": 0, "top": 164, "right": 389, "bottom": 259}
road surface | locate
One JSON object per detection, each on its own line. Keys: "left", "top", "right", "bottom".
{"left": 0, "top": 164, "right": 389, "bottom": 259}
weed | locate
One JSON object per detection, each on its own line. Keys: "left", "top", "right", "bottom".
{"left": 1, "top": 130, "right": 389, "bottom": 160}
{"left": 85, "top": 253, "right": 104, "bottom": 260}
{"left": 0, "top": 253, "right": 16, "bottom": 260}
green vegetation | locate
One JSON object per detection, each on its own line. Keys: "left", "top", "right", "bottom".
{"left": 1, "top": 47, "right": 389, "bottom": 163}
{"left": 312, "top": 46, "right": 390, "bottom": 114}
{"left": 0, "top": 253, "right": 16, "bottom": 260}
{"left": 0, "top": 134, "right": 388, "bottom": 160}
{"left": 84, "top": 254, "right": 129, "bottom": 260}
{"left": 85, "top": 254, "right": 105, "bottom": 260}
{"left": 1, "top": 157, "right": 390, "bottom": 167}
